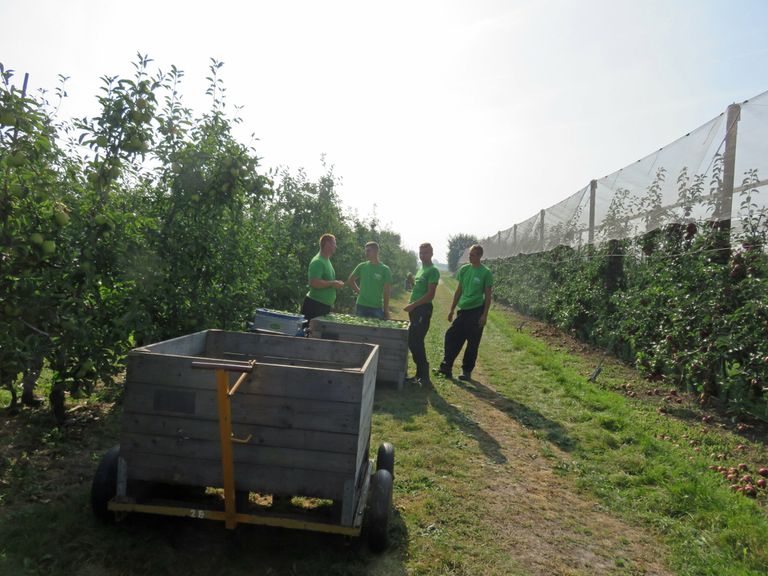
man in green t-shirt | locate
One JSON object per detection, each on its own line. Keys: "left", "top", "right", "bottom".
{"left": 437, "top": 244, "right": 493, "bottom": 381}
{"left": 347, "top": 242, "right": 392, "bottom": 319}
{"left": 300, "top": 233, "right": 345, "bottom": 321}
{"left": 404, "top": 242, "right": 440, "bottom": 385}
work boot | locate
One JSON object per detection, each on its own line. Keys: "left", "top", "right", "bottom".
{"left": 458, "top": 369, "right": 472, "bottom": 382}
{"left": 416, "top": 363, "right": 431, "bottom": 387}
{"left": 434, "top": 363, "right": 452, "bottom": 379}
{"left": 21, "top": 393, "right": 43, "bottom": 407}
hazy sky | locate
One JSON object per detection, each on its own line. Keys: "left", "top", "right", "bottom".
{"left": 2, "top": 0, "right": 767, "bottom": 260}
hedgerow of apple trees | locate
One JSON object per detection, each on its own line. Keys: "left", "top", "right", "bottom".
{"left": 488, "top": 168, "right": 768, "bottom": 414}
{"left": 0, "top": 56, "right": 416, "bottom": 421}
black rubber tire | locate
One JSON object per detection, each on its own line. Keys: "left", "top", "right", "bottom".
{"left": 91, "top": 445, "right": 120, "bottom": 522}
{"left": 376, "top": 442, "right": 395, "bottom": 478}
{"left": 367, "top": 469, "right": 393, "bottom": 553}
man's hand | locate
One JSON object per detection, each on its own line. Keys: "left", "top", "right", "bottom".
{"left": 334, "top": 280, "right": 345, "bottom": 289}
{"left": 448, "top": 310, "right": 454, "bottom": 322}
{"left": 404, "top": 303, "right": 414, "bottom": 313}
{"left": 479, "top": 313, "right": 487, "bottom": 327}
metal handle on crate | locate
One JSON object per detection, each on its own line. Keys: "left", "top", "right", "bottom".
{"left": 191, "top": 360, "right": 254, "bottom": 373}
{"left": 231, "top": 434, "right": 252, "bottom": 444}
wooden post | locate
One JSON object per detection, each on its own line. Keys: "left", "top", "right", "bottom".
{"left": 588, "top": 179, "right": 597, "bottom": 245}
{"left": 718, "top": 103, "right": 741, "bottom": 229}
{"left": 539, "top": 209, "right": 545, "bottom": 251}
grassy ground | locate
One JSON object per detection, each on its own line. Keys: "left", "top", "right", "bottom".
{"left": 1, "top": 275, "right": 767, "bottom": 575}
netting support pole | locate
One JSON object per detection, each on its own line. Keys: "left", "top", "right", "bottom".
{"left": 718, "top": 103, "right": 741, "bottom": 231}
{"left": 513, "top": 224, "right": 517, "bottom": 255}
{"left": 588, "top": 180, "right": 597, "bottom": 245}
{"left": 539, "top": 209, "right": 545, "bottom": 251}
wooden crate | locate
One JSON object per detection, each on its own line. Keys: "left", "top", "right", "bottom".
{"left": 309, "top": 317, "right": 409, "bottom": 390}
{"left": 120, "top": 329, "right": 378, "bottom": 525}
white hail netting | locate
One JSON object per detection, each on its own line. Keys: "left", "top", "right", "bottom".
{"left": 466, "top": 90, "right": 768, "bottom": 262}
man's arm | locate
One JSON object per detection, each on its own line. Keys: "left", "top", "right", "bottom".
{"left": 346, "top": 273, "right": 360, "bottom": 294}
{"left": 479, "top": 286, "right": 492, "bottom": 327}
{"left": 310, "top": 278, "right": 344, "bottom": 289}
{"left": 448, "top": 284, "right": 462, "bottom": 322}
{"left": 403, "top": 283, "right": 437, "bottom": 312}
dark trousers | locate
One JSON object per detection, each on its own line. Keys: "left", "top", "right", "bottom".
{"left": 355, "top": 304, "right": 385, "bottom": 319}
{"left": 442, "top": 306, "right": 485, "bottom": 374}
{"left": 301, "top": 297, "right": 331, "bottom": 322}
{"left": 408, "top": 303, "right": 433, "bottom": 377}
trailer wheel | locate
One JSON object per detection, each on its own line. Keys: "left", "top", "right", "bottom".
{"left": 376, "top": 442, "right": 395, "bottom": 478}
{"left": 367, "top": 469, "right": 393, "bottom": 552}
{"left": 91, "top": 445, "right": 120, "bottom": 522}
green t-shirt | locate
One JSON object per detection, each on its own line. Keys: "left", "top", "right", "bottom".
{"left": 409, "top": 264, "right": 440, "bottom": 304}
{"left": 457, "top": 263, "right": 493, "bottom": 310}
{"left": 306, "top": 252, "right": 337, "bottom": 306}
{"left": 351, "top": 261, "right": 392, "bottom": 308}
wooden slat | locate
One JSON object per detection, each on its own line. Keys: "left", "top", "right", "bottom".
{"left": 125, "top": 453, "right": 349, "bottom": 499}
{"left": 354, "top": 363, "right": 377, "bottom": 471}
{"left": 120, "top": 432, "right": 357, "bottom": 474}
{"left": 127, "top": 354, "right": 365, "bottom": 404}
{"left": 120, "top": 413, "right": 359, "bottom": 455}
{"left": 309, "top": 324, "right": 407, "bottom": 388}
{"left": 133, "top": 330, "right": 209, "bottom": 356}
{"left": 207, "top": 330, "right": 372, "bottom": 366}
{"left": 123, "top": 383, "right": 362, "bottom": 435}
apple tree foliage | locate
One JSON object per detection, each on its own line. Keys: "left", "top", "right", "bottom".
{"left": 487, "top": 167, "right": 768, "bottom": 412}
{"left": 1, "top": 56, "right": 415, "bottom": 421}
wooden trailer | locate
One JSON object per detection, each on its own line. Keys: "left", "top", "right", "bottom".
{"left": 309, "top": 317, "right": 410, "bottom": 390}
{"left": 91, "top": 330, "right": 395, "bottom": 550}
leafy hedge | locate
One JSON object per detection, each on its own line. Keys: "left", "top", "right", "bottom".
{"left": 0, "top": 56, "right": 416, "bottom": 419}
{"left": 489, "top": 192, "right": 768, "bottom": 413}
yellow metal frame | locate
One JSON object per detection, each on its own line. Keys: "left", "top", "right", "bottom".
{"left": 108, "top": 501, "right": 361, "bottom": 536}
{"left": 108, "top": 360, "right": 363, "bottom": 537}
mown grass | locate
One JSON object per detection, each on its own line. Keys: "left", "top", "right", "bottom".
{"left": 473, "top": 275, "right": 768, "bottom": 575}
{"left": 1, "top": 275, "right": 767, "bottom": 575}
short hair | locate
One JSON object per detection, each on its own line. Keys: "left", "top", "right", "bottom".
{"left": 469, "top": 244, "right": 484, "bottom": 257}
{"left": 419, "top": 243, "right": 433, "bottom": 251}
{"left": 319, "top": 234, "right": 336, "bottom": 248}
{"left": 364, "top": 241, "right": 379, "bottom": 251}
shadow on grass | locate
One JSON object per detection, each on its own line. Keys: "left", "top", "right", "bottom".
{"left": 427, "top": 381, "right": 508, "bottom": 464}
{"left": 373, "top": 381, "right": 430, "bottom": 422}
{"left": 453, "top": 376, "right": 577, "bottom": 453}
{"left": 0, "top": 490, "right": 409, "bottom": 576}
{"left": 373, "top": 378, "right": 507, "bottom": 464}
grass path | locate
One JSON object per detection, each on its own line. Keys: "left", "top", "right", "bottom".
{"left": 1, "top": 277, "right": 767, "bottom": 575}
{"left": 376, "top": 275, "right": 767, "bottom": 575}
{"left": 378, "top": 277, "right": 674, "bottom": 575}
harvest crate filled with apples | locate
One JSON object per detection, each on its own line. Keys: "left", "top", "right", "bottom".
{"left": 310, "top": 314, "right": 410, "bottom": 390}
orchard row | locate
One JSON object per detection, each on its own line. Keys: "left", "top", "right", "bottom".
{"left": 0, "top": 57, "right": 416, "bottom": 420}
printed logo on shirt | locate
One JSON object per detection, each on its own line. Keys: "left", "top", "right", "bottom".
{"left": 374, "top": 273, "right": 382, "bottom": 280}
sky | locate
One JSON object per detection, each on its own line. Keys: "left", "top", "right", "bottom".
{"left": 2, "top": 0, "right": 767, "bottom": 261}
